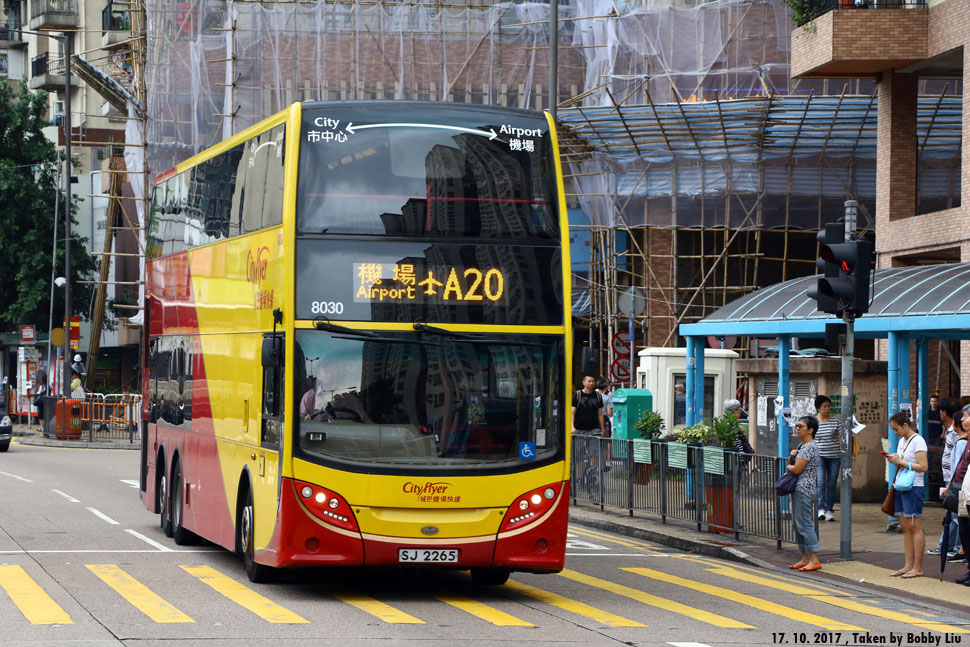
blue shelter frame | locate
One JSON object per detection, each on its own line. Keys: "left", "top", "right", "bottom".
{"left": 680, "top": 263, "right": 970, "bottom": 477}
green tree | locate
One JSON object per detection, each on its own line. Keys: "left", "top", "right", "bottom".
{"left": 0, "top": 81, "right": 95, "bottom": 331}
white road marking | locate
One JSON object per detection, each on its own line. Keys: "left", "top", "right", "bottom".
{"left": 0, "top": 471, "right": 32, "bottom": 483}
{"left": 0, "top": 549, "right": 219, "bottom": 554}
{"left": 51, "top": 489, "right": 80, "bottom": 503}
{"left": 125, "top": 529, "right": 173, "bottom": 552}
{"left": 565, "top": 539, "right": 609, "bottom": 550}
{"left": 566, "top": 553, "right": 671, "bottom": 557}
{"left": 120, "top": 480, "right": 139, "bottom": 489}
{"left": 86, "top": 507, "right": 120, "bottom": 525}
{"left": 669, "top": 643, "right": 714, "bottom": 647}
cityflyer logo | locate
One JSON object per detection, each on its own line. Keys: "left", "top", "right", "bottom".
{"left": 402, "top": 481, "right": 461, "bottom": 504}
{"left": 246, "top": 246, "right": 274, "bottom": 311}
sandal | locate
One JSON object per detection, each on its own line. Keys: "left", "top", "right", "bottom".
{"left": 789, "top": 563, "right": 808, "bottom": 569}
{"left": 799, "top": 563, "right": 822, "bottom": 572}
{"left": 900, "top": 572, "right": 923, "bottom": 579}
{"left": 889, "top": 569, "right": 908, "bottom": 577}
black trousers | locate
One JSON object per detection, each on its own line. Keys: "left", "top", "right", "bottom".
{"left": 958, "top": 515, "right": 970, "bottom": 573}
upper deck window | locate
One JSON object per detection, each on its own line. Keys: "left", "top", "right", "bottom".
{"left": 297, "top": 103, "right": 559, "bottom": 241}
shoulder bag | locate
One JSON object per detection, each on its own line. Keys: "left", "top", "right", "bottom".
{"left": 774, "top": 450, "right": 798, "bottom": 496}
{"left": 893, "top": 435, "right": 917, "bottom": 492}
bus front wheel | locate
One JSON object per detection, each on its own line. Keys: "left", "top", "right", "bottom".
{"left": 470, "top": 568, "right": 510, "bottom": 586}
{"left": 239, "top": 489, "right": 281, "bottom": 583}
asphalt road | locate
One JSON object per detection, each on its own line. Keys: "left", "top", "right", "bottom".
{"left": 2, "top": 443, "right": 969, "bottom": 647}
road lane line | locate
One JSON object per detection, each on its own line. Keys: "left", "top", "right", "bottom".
{"left": 180, "top": 565, "right": 308, "bottom": 624}
{"left": 431, "top": 592, "right": 532, "bottom": 626}
{"left": 51, "top": 489, "right": 81, "bottom": 503}
{"left": 330, "top": 591, "right": 425, "bottom": 624}
{"left": 125, "top": 529, "right": 173, "bottom": 552}
{"left": 705, "top": 565, "right": 970, "bottom": 635}
{"left": 86, "top": 565, "right": 194, "bottom": 623}
{"left": 120, "top": 480, "right": 140, "bottom": 488}
{"left": 86, "top": 507, "right": 119, "bottom": 525}
{"left": 623, "top": 567, "right": 864, "bottom": 631}
{"left": 568, "top": 527, "right": 661, "bottom": 553}
{"left": 558, "top": 569, "right": 751, "bottom": 628}
{"left": 0, "top": 471, "right": 32, "bottom": 483}
{"left": 674, "top": 554, "right": 855, "bottom": 596}
{"left": 504, "top": 579, "right": 646, "bottom": 627}
{"left": 0, "top": 565, "right": 73, "bottom": 625}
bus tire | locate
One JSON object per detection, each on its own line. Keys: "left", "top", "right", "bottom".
{"left": 0, "top": 441, "right": 9, "bottom": 452}
{"left": 171, "top": 461, "right": 197, "bottom": 546}
{"left": 239, "top": 488, "right": 281, "bottom": 583}
{"left": 470, "top": 568, "right": 510, "bottom": 586}
{"left": 158, "top": 458, "right": 173, "bottom": 537}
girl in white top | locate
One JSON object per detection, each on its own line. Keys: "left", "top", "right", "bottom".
{"left": 883, "top": 411, "right": 929, "bottom": 579}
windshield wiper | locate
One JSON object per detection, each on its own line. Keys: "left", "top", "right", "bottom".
{"left": 412, "top": 322, "right": 474, "bottom": 338}
{"left": 412, "top": 321, "right": 546, "bottom": 348}
{"left": 315, "top": 318, "right": 378, "bottom": 338}
{"left": 333, "top": 335, "right": 438, "bottom": 346}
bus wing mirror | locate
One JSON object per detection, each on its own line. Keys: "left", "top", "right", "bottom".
{"left": 262, "top": 337, "right": 282, "bottom": 368}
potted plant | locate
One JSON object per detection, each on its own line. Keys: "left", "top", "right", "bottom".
{"left": 633, "top": 410, "right": 665, "bottom": 464}
{"left": 668, "top": 423, "right": 711, "bottom": 469}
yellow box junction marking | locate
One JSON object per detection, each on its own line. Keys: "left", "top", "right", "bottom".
{"left": 330, "top": 591, "right": 425, "bottom": 624}
{"left": 0, "top": 564, "right": 73, "bottom": 625}
{"left": 430, "top": 592, "right": 532, "bottom": 626}
{"left": 623, "top": 567, "right": 864, "bottom": 632}
{"left": 504, "top": 579, "right": 646, "bottom": 627}
{"left": 180, "top": 565, "right": 308, "bottom": 624}
{"left": 558, "top": 569, "right": 752, "bottom": 628}
{"left": 87, "top": 565, "right": 193, "bottom": 623}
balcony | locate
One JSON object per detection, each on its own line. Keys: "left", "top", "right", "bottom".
{"left": 101, "top": 2, "right": 130, "bottom": 49}
{"left": 0, "top": 18, "right": 27, "bottom": 48}
{"left": 790, "top": 1, "right": 928, "bottom": 78}
{"left": 29, "top": 0, "right": 79, "bottom": 32}
{"left": 28, "top": 51, "right": 79, "bottom": 92}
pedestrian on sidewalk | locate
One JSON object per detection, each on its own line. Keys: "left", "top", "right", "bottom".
{"left": 930, "top": 398, "right": 965, "bottom": 558}
{"left": 884, "top": 411, "right": 929, "bottom": 579}
{"left": 954, "top": 406, "right": 970, "bottom": 584}
{"left": 572, "top": 375, "right": 606, "bottom": 490}
{"left": 814, "top": 395, "right": 841, "bottom": 523}
{"left": 787, "top": 415, "right": 821, "bottom": 572}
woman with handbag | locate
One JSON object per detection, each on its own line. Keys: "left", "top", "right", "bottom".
{"left": 883, "top": 411, "right": 929, "bottom": 578}
{"left": 787, "top": 415, "right": 821, "bottom": 572}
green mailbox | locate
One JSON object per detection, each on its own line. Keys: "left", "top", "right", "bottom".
{"left": 612, "top": 388, "right": 654, "bottom": 439}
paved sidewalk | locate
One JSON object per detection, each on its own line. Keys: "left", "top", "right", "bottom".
{"left": 9, "top": 421, "right": 139, "bottom": 450}
{"left": 570, "top": 498, "right": 970, "bottom": 613}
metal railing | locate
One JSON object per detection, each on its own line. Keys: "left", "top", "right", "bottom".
{"left": 39, "top": 393, "right": 141, "bottom": 443}
{"left": 793, "top": 0, "right": 928, "bottom": 26}
{"left": 30, "top": 0, "right": 78, "bottom": 20}
{"left": 572, "top": 435, "right": 801, "bottom": 545}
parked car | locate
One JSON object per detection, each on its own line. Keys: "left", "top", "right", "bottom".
{"left": 0, "top": 413, "right": 11, "bottom": 452}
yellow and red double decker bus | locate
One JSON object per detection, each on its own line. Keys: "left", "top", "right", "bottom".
{"left": 140, "top": 101, "right": 571, "bottom": 584}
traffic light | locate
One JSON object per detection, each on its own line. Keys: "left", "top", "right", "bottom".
{"left": 807, "top": 222, "right": 873, "bottom": 317}
{"left": 807, "top": 222, "right": 845, "bottom": 316}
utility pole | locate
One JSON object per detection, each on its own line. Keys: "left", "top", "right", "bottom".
{"left": 839, "top": 200, "right": 857, "bottom": 560}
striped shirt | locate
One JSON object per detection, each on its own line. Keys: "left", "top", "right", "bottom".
{"left": 815, "top": 419, "right": 842, "bottom": 458}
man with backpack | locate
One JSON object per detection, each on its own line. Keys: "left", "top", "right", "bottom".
{"left": 572, "top": 375, "right": 606, "bottom": 493}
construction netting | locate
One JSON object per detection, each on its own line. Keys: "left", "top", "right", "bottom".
{"left": 143, "top": 0, "right": 800, "bottom": 170}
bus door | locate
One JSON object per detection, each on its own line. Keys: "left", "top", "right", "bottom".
{"left": 260, "top": 334, "right": 284, "bottom": 505}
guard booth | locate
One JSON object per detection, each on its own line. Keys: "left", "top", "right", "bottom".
{"left": 635, "top": 347, "right": 738, "bottom": 429}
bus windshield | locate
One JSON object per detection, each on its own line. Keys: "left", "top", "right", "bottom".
{"left": 294, "top": 330, "right": 563, "bottom": 471}
{"left": 297, "top": 103, "right": 559, "bottom": 240}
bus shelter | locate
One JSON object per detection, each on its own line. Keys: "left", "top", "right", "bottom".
{"left": 679, "top": 263, "right": 970, "bottom": 460}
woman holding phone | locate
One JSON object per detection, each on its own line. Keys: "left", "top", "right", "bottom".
{"left": 883, "top": 411, "right": 929, "bottom": 578}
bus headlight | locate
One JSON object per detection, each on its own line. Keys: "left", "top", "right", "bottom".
{"left": 500, "top": 483, "right": 563, "bottom": 533}
{"left": 301, "top": 486, "right": 313, "bottom": 498}
{"left": 293, "top": 480, "right": 360, "bottom": 533}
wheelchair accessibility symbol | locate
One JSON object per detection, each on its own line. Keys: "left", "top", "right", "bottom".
{"left": 519, "top": 442, "right": 536, "bottom": 460}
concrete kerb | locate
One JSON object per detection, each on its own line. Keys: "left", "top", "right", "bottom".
{"left": 15, "top": 436, "right": 138, "bottom": 450}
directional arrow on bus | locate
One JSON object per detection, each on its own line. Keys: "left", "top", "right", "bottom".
{"left": 344, "top": 122, "right": 498, "bottom": 140}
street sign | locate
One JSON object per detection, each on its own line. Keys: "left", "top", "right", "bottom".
{"left": 19, "top": 325, "right": 35, "bottom": 343}
{"left": 616, "top": 286, "right": 646, "bottom": 317}
{"left": 610, "top": 330, "right": 631, "bottom": 356}
{"left": 69, "top": 316, "right": 80, "bottom": 350}
{"left": 610, "top": 357, "right": 631, "bottom": 383}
